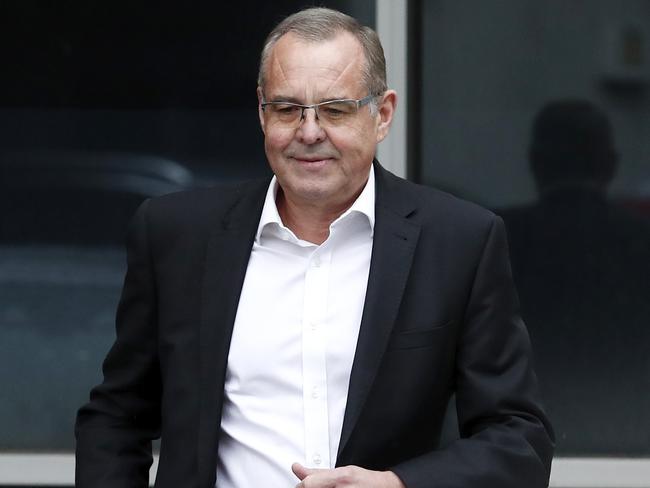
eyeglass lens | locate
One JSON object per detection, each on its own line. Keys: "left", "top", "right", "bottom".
{"left": 265, "top": 100, "right": 360, "bottom": 127}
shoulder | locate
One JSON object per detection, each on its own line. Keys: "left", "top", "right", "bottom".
{"left": 376, "top": 165, "right": 499, "bottom": 238}
{"left": 135, "top": 178, "right": 269, "bottom": 237}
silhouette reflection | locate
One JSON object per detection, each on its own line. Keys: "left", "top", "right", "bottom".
{"left": 500, "top": 100, "right": 650, "bottom": 455}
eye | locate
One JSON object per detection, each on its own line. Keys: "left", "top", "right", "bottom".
{"left": 321, "top": 101, "right": 355, "bottom": 118}
{"left": 273, "top": 104, "right": 300, "bottom": 115}
{"left": 323, "top": 107, "right": 344, "bottom": 116}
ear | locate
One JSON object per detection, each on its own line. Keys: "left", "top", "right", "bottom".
{"left": 376, "top": 89, "right": 397, "bottom": 143}
{"left": 257, "top": 86, "right": 266, "bottom": 134}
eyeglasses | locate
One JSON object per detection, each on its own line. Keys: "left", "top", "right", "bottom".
{"left": 261, "top": 94, "right": 377, "bottom": 129}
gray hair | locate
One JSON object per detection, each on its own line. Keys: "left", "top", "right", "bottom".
{"left": 257, "top": 7, "right": 387, "bottom": 97}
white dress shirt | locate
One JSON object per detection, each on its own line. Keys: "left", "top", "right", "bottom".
{"left": 215, "top": 167, "right": 375, "bottom": 487}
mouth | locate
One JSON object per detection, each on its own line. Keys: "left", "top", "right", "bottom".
{"left": 291, "top": 156, "right": 333, "bottom": 166}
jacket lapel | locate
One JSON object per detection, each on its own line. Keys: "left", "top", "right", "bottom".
{"left": 337, "top": 165, "right": 421, "bottom": 460}
{"left": 197, "top": 180, "right": 268, "bottom": 488}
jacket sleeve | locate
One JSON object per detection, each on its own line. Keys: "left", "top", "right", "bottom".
{"left": 75, "top": 199, "right": 161, "bottom": 488}
{"left": 391, "top": 216, "right": 554, "bottom": 488}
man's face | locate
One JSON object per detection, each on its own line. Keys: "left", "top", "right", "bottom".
{"left": 258, "top": 32, "right": 395, "bottom": 212}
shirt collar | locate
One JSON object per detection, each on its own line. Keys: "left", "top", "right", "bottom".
{"left": 255, "top": 164, "right": 376, "bottom": 243}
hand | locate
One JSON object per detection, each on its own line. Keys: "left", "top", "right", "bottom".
{"left": 292, "top": 462, "right": 406, "bottom": 488}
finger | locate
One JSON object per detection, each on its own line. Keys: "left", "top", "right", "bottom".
{"left": 292, "top": 462, "right": 315, "bottom": 481}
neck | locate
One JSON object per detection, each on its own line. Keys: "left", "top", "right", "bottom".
{"left": 276, "top": 190, "right": 355, "bottom": 245}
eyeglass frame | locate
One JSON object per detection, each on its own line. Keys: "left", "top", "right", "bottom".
{"left": 260, "top": 93, "right": 378, "bottom": 126}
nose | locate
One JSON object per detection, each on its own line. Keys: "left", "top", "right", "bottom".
{"left": 295, "top": 107, "right": 326, "bottom": 144}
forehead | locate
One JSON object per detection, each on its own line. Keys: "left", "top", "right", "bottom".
{"left": 264, "top": 31, "right": 366, "bottom": 99}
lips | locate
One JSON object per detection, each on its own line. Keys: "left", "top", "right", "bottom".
{"left": 292, "top": 156, "right": 333, "bottom": 162}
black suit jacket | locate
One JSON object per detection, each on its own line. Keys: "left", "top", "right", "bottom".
{"left": 76, "top": 164, "right": 553, "bottom": 488}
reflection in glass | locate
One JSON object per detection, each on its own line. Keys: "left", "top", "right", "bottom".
{"left": 499, "top": 100, "right": 650, "bottom": 455}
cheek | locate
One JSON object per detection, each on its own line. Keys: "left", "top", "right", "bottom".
{"left": 265, "top": 128, "right": 293, "bottom": 152}
{"left": 341, "top": 120, "right": 377, "bottom": 148}
{"left": 331, "top": 129, "right": 375, "bottom": 159}
{"left": 329, "top": 126, "right": 361, "bottom": 149}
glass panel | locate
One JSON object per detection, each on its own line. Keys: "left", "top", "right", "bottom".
{"left": 417, "top": 0, "right": 650, "bottom": 455}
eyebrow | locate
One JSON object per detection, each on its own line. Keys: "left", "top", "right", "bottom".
{"left": 267, "top": 95, "right": 351, "bottom": 104}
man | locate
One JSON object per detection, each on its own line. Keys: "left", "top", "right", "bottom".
{"left": 76, "top": 7, "right": 553, "bottom": 488}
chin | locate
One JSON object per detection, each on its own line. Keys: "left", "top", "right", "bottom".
{"left": 291, "top": 180, "right": 340, "bottom": 202}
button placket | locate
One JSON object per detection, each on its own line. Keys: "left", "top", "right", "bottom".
{"left": 301, "top": 248, "right": 332, "bottom": 468}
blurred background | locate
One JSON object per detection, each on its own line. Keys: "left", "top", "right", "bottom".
{"left": 0, "top": 0, "right": 648, "bottom": 486}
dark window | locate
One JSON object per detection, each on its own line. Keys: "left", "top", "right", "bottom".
{"left": 413, "top": 0, "right": 650, "bottom": 456}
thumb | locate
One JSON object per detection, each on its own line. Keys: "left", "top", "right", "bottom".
{"left": 292, "top": 462, "right": 319, "bottom": 480}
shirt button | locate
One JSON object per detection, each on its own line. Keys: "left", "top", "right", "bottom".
{"left": 311, "top": 386, "right": 319, "bottom": 399}
{"left": 313, "top": 453, "right": 321, "bottom": 465}
{"left": 313, "top": 256, "right": 321, "bottom": 267}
